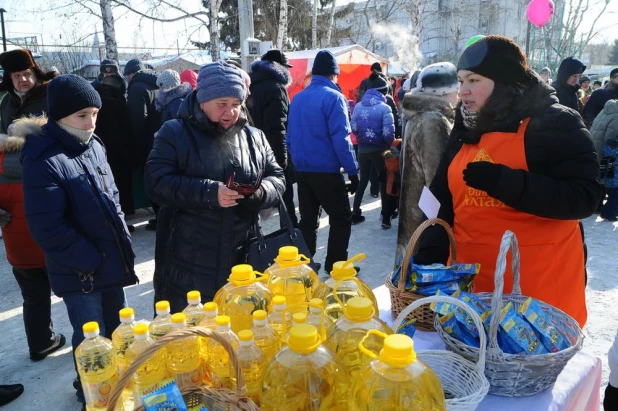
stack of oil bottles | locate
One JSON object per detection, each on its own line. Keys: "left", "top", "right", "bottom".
{"left": 75, "top": 246, "right": 446, "bottom": 410}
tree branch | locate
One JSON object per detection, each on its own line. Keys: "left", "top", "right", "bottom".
{"left": 111, "top": 0, "right": 208, "bottom": 23}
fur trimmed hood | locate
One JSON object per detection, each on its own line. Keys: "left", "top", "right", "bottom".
{"left": 250, "top": 59, "right": 292, "bottom": 87}
{"left": 0, "top": 115, "right": 46, "bottom": 152}
{"left": 402, "top": 93, "right": 455, "bottom": 121}
{"left": 156, "top": 82, "right": 192, "bottom": 111}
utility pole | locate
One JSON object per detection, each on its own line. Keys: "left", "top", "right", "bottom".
{"left": 238, "top": 0, "right": 255, "bottom": 70}
{"left": 0, "top": 9, "right": 7, "bottom": 52}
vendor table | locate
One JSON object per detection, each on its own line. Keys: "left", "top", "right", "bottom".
{"left": 373, "top": 285, "right": 602, "bottom": 411}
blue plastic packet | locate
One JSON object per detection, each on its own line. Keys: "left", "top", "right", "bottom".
{"left": 142, "top": 380, "right": 188, "bottom": 411}
{"left": 411, "top": 263, "right": 480, "bottom": 284}
{"left": 396, "top": 318, "right": 417, "bottom": 338}
{"left": 429, "top": 290, "right": 456, "bottom": 316}
{"left": 500, "top": 302, "right": 548, "bottom": 355}
{"left": 482, "top": 309, "right": 524, "bottom": 354}
{"left": 414, "top": 281, "right": 461, "bottom": 296}
{"left": 452, "top": 290, "right": 489, "bottom": 315}
{"left": 439, "top": 310, "right": 480, "bottom": 347}
{"left": 519, "top": 297, "right": 569, "bottom": 353}
{"left": 188, "top": 406, "right": 209, "bottom": 411}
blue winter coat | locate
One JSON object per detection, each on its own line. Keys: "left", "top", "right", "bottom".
{"left": 21, "top": 119, "right": 137, "bottom": 297}
{"left": 286, "top": 75, "right": 357, "bottom": 175}
{"left": 602, "top": 137, "right": 618, "bottom": 188}
{"left": 351, "top": 89, "right": 395, "bottom": 150}
{"left": 156, "top": 83, "right": 193, "bottom": 125}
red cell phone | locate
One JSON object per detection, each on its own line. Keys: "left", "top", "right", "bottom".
{"left": 226, "top": 170, "right": 264, "bottom": 196}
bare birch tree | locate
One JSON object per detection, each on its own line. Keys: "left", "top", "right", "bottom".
{"left": 99, "top": 0, "right": 119, "bottom": 61}
{"left": 277, "top": 0, "right": 289, "bottom": 49}
{"left": 312, "top": 0, "right": 319, "bottom": 49}
{"left": 325, "top": 0, "right": 337, "bottom": 47}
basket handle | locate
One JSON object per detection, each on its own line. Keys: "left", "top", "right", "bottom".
{"left": 106, "top": 327, "right": 247, "bottom": 411}
{"left": 487, "top": 230, "right": 521, "bottom": 353}
{"left": 397, "top": 218, "right": 457, "bottom": 292}
{"left": 392, "top": 295, "right": 487, "bottom": 374}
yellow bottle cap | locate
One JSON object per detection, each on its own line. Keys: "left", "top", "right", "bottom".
{"left": 292, "top": 312, "right": 307, "bottom": 324}
{"left": 309, "top": 298, "right": 323, "bottom": 309}
{"left": 380, "top": 334, "right": 417, "bottom": 367}
{"left": 187, "top": 290, "right": 201, "bottom": 301}
{"left": 278, "top": 246, "right": 299, "bottom": 261}
{"left": 272, "top": 295, "right": 287, "bottom": 307}
{"left": 230, "top": 264, "right": 256, "bottom": 283}
{"left": 134, "top": 323, "right": 149, "bottom": 335}
{"left": 216, "top": 315, "right": 231, "bottom": 327}
{"left": 288, "top": 324, "right": 320, "bottom": 353}
{"left": 119, "top": 307, "right": 134, "bottom": 319}
{"left": 331, "top": 253, "right": 366, "bottom": 279}
{"left": 253, "top": 310, "right": 268, "bottom": 321}
{"left": 82, "top": 321, "right": 99, "bottom": 334}
{"left": 171, "top": 313, "right": 186, "bottom": 324}
{"left": 238, "top": 329, "right": 254, "bottom": 342}
{"left": 345, "top": 297, "right": 374, "bottom": 321}
{"left": 204, "top": 302, "right": 218, "bottom": 313}
{"left": 155, "top": 301, "right": 170, "bottom": 311}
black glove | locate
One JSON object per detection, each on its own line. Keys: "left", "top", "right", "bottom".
{"left": 238, "top": 187, "right": 265, "bottom": 211}
{"left": 347, "top": 174, "right": 359, "bottom": 195}
{"left": 462, "top": 161, "right": 504, "bottom": 193}
{"left": 0, "top": 208, "right": 11, "bottom": 227}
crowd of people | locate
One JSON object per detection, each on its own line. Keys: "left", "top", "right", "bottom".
{"left": 0, "top": 34, "right": 617, "bottom": 408}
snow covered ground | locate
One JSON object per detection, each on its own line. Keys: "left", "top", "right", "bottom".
{"left": 0, "top": 193, "right": 615, "bottom": 410}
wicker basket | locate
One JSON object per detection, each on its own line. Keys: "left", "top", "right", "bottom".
{"left": 393, "top": 295, "right": 490, "bottom": 411}
{"left": 386, "top": 218, "right": 458, "bottom": 330}
{"left": 435, "top": 230, "right": 584, "bottom": 397}
{"left": 106, "top": 326, "right": 260, "bottom": 411}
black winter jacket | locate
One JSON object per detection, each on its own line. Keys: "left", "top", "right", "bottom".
{"left": 552, "top": 57, "right": 586, "bottom": 111}
{"left": 583, "top": 87, "right": 618, "bottom": 126}
{"left": 0, "top": 82, "right": 50, "bottom": 134}
{"left": 416, "top": 74, "right": 602, "bottom": 264}
{"left": 127, "top": 71, "right": 161, "bottom": 167}
{"left": 247, "top": 59, "right": 292, "bottom": 169}
{"left": 145, "top": 92, "right": 285, "bottom": 310}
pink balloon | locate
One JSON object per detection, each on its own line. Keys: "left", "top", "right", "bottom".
{"left": 527, "top": 0, "right": 554, "bottom": 27}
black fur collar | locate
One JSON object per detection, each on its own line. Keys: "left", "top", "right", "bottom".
{"left": 250, "top": 59, "right": 292, "bottom": 87}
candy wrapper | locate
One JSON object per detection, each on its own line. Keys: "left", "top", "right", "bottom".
{"left": 142, "top": 380, "right": 188, "bottom": 411}
{"left": 500, "top": 302, "right": 548, "bottom": 355}
{"left": 519, "top": 297, "right": 569, "bottom": 353}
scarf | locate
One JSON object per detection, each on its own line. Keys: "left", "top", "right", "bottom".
{"left": 460, "top": 105, "right": 480, "bottom": 130}
{"left": 56, "top": 121, "right": 94, "bottom": 143}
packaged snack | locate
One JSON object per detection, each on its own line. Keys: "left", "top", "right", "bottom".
{"left": 414, "top": 281, "right": 461, "bottom": 296}
{"left": 396, "top": 319, "right": 417, "bottom": 338}
{"left": 499, "top": 302, "right": 547, "bottom": 355}
{"left": 481, "top": 309, "right": 524, "bottom": 354}
{"left": 188, "top": 406, "right": 209, "bottom": 411}
{"left": 142, "top": 381, "right": 188, "bottom": 411}
{"left": 440, "top": 310, "right": 480, "bottom": 347}
{"left": 429, "top": 290, "right": 456, "bottom": 316}
{"left": 452, "top": 290, "right": 489, "bottom": 315}
{"left": 519, "top": 298, "right": 569, "bottom": 353}
{"left": 411, "top": 263, "right": 480, "bottom": 284}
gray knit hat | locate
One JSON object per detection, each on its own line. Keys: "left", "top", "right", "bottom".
{"left": 196, "top": 61, "right": 246, "bottom": 104}
{"left": 156, "top": 69, "right": 181, "bottom": 91}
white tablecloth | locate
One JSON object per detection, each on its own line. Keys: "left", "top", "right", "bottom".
{"left": 373, "top": 285, "right": 602, "bottom": 411}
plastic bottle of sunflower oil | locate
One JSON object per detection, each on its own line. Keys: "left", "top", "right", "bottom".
{"left": 312, "top": 253, "right": 378, "bottom": 321}
{"left": 183, "top": 290, "right": 205, "bottom": 326}
{"left": 214, "top": 264, "right": 273, "bottom": 333}
{"left": 207, "top": 315, "right": 240, "bottom": 389}
{"left": 125, "top": 323, "right": 167, "bottom": 407}
{"left": 166, "top": 313, "right": 202, "bottom": 390}
{"left": 352, "top": 331, "right": 445, "bottom": 410}
{"left": 265, "top": 246, "right": 321, "bottom": 307}
{"left": 111, "top": 307, "right": 136, "bottom": 411}
{"left": 267, "top": 295, "right": 292, "bottom": 341}
{"left": 149, "top": 301, "right": 173, "bottom": 340}
{"left": 75, "top": 322, "right": 118, "bottom": 411}
{"left": 251, "top": 309, "right": 280, "bottom": 363}
{"left": 324, "top": 297, "right": 393, "bottom": 379}
{"left": 307, "top": 297, "right": 334, "bottom": 338}
{"left": 232, "top": 330, "right": 267, "bottom": 406}
{"left": 198, "top": 302, "right": 218, "bottom": 384}
{"left": 261, "top": 324, "right": 351, "bottom": 411}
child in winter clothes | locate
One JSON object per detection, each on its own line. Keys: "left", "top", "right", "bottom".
{"left": 600, "top": 136, "right": 618, "bottom": 221}
{"left": 156, "top": 69, "right": 193, "bottom": 124}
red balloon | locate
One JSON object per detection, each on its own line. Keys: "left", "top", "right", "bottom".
{"left": 527, "top": 0, "right": 554, "bottom": 27}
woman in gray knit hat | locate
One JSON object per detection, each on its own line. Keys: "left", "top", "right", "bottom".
{"left": 145, "top": 61, "right": 285, "bottom": 311}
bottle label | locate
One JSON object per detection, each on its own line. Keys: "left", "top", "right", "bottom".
{"left": 173, "top": 368, "right": 202, "bottom": 390}
{"left": 83, "top": 373, "right": 118, "bottom": 409}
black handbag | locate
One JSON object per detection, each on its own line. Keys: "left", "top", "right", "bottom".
{"left": 247, "top": 194, "right": 318, "bottom": 272}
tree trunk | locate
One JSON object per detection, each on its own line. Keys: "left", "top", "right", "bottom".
{"left": 99, "top": 0, "right": 119, "bottom": 61}
{"left": 312, "top": 0, "right": 318, "bottom": 49}
{"left": 276, "top": 0, "right": 288, "bottom": 50}
{"left": 210, "top": 0, "right": 221, "bottom": 61}
{"left": 325, "top": 0, "right": 336, "bottom": 47}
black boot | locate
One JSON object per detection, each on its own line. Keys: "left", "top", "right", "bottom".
{"left": 0, "top": 384, "right": 24, "bottom": 406}
{"left": 351, "top": 211, "right": 366, "bottom": 225}
{"left": 30, "top": 334, "right": 66, "bottom": 361}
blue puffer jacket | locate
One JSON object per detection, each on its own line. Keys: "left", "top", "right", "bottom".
{"left": 287, "top": 75, "right": 357, "bottom": 175}
{"left": 21, "top": 118, "right": 137, "bottom": 297}
{"left": 351, "top": 89, "right": 395, "bottom": 150}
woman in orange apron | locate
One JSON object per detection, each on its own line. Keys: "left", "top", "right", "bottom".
{"left": 415, "top": 36, "right": 602, "bottom": 327}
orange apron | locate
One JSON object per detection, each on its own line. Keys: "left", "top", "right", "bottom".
{"left": 448, "top": 118, "right": 587, "bottom": 326}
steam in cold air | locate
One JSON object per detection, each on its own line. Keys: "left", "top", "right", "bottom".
{"left": 372, "top": 24, "right": 423, "bottom": 72}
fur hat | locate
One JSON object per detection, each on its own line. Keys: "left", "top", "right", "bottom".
{"left": 369, "top": 76, "right": 389, "bottom": 92}
{"left": 611, "top": 68, "right": 618, "bottom": 78}
{"left": 312, "top": 50, "right": 340, "bottom": 76}
{"left": 539, "top": 67, "right": 552, "bottom": 75}
{"left": 411, "top": 62, "right": 459, "bottom": 96}
{"left": 47, "top": 75, "right": 102, "bottom": 121}
{"left": 123, "top": 58, "right": 145, "bottom": 76}
{"left": 100, "top": 59, "right": 119, "bottom": 74}
{"left": 0, "top": 49, "right": 57, "bottom": 92}
{"left": 196, "top": 61, "right": 246, "bottom": 104}
{"left": 457, "top": 35, "right": 530, "bottom": 86}
{"left": 156, "top": 69, "right": 181, "bottom": 91}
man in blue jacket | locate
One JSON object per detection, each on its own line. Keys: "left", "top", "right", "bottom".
{"left": 287, "top": 50, "right": 359, "bottom": 273}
